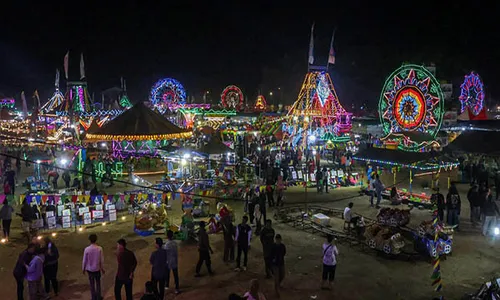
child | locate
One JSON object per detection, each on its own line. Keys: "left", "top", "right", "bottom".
{"left": 140, "top": 281, "right": 158, "bottom": 300}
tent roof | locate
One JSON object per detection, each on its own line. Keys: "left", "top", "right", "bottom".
{"left": 353, "top": 147, "right": 458, "bottom": 170}
{"left": 86, "top": 119, "right": 100, "bottom": 134}
{"left": 85, "top": 102, "right": 192, "bottom": 141}
{"left": 198, "top": 137, "right": 233, "bottom": 155}
{"left": 445, "top": 131, "right": 500, "bottom": 155}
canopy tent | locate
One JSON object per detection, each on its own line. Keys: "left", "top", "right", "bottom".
{"left": 85, "top": 102, "right": 192, "bottom": 141}
{"left": 198, "top": 137, "right": 233, "bottom": 155}
{"left": 445, "top": 131, "right": 500, "bottom": 156}
{"left": 353, "top": 147, "right": 459, "bottom": 171}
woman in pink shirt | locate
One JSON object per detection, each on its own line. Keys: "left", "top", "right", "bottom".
{"left": 243, "top": 279, "right": 266, "bottom": 300}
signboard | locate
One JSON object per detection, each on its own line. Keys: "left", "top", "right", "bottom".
{"left": 109, "top": 209, "right": 117, "bottom": 222}
{"left": 297, "top": 170, "right": 303, "bottom": 180}
{"left": 46, "top": 211, "right": 56, "bottom": 229}
{"left": 95, "top": 204, "right": 103, "bottom": 211}
{"left": 62, "top": 209, "right": 71, "bottom": 217}
{"left": 107, "top": 204, "right": 116, "bottom": 211}
{"left": 57, "top": 205, "right": 64, "bottom": 216}
{"left": 83, "top": 212, "right": 92, "bottom": 225}
{"left": 78, "top": 207, "right": 90, "bottom": 216}
{"left": 62, "top": 216, "right": 71, "bottom": 228}
{"left": 92, "top": 210, "right": 104, "bottom": 220}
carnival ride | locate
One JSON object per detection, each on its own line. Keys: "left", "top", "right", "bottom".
{"left": 283, "top": 67, "right": 352, "bottom": 147}
{"left": 275, "top": 204, "right": 453, "bottom": 260}
{"left": 254, "top": 95, "right": 267, "bottom": 111}
{"left": 379, "top": 64, "right": 444, "bottom": 151}
{"left": 221, "top": 85, "right": 244, "bottom": 111}
{"left": 150, "top": 78, "right": 187, "bottom": 113}
{"left": 458, "top": 72, "right": 487, "bottom": 120}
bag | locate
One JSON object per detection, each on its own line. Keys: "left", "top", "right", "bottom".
{"left": 323, "top": 244, "right": 333, "bottom": 258}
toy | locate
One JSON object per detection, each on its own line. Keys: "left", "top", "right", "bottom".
{"left": 377, "top": 208, "right": 411, "bottom": 227}
{"left": 364, "top": 225, "right": 406, "bottom": 255}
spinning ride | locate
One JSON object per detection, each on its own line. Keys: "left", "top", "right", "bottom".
{"left": 254, "top": 95, "right": 267, "bottom": 111}
{"left": 150, "top": 78, "right": 186, "bottom": 113}
{"left": 284, "top": 67, "right": 352, "bottom": 147}
{"left": 221, "top": 85, "right": 244, "bottom": 111}
{"left": 379, "top": 64, "right": 444, "bottom": 151}
{"left": 458, "top": 72, "right": 486, "bottom": 120}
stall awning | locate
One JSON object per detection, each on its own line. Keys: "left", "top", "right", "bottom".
{"left": 353, "top": 147, "right": 459, "bottom": 171}
{"left": 445, "top": 131, "right": 500, "bottom": 155}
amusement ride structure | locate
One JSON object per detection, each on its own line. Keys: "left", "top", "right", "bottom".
{"left": 458, "top": 72, "right": 487, "bottom": 120}
{"left": 282, "top": 26, "right": 352, "bottom": 147}
{"left": 378, "top": 64, "right": 444, "bottom": 151}
{"left": 221, "top": 85, "right": 244, "bottom": 111}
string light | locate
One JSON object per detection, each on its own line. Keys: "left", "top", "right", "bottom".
{"left": 352, "top": 156, "right": 459, "bottom": 171}
{"left": 85, "top": 131, "right": 192, "bottom": 141}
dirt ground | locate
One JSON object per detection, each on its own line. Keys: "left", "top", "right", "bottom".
{"left": 1, "top": 171, "right": 499, "bottom": 300}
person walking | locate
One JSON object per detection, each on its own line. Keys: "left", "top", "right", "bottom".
{"left": 446, "top": 183, "right": 461, "bottom": 228}
{"left": 195, "top": 221, "right": 214, "bottom": 277}
{"left": 467, "top": 184, "right": 480, "bottom": 225}
{"left": 164, "top": 230, "right": 180, "bottom": 293}
{"left": 271, "top": 234, "right": 286, "bottom": 298}
{"left": 14, "top": 243, "right": 36, "bottom": 300}
{"left": 316, "top": 168, "right": 323, "bottom": 194}
{"left": 322, "top": 167, "right": 329, "bottom": 193}
{"left": 19, "top": 200, "right": 34, "bottom": 243}
{"left": 43, "top": 237, "right": 59, "bottom": 296}
{"left": 82, "top": 234, "right": 105, "bottom": 300}
{"left": 374, "top": 175, "right": 384, "bottom": 209}
{"left": 222, "top": 216, "right": 235, "bottom": 263}
{"left": 431, "top": 188, "right": 445, "bottom": 222}
{"left": 321, "top": 235, "right": 339, "bottom": 290}
{"left": 149, "top": 238, "right": 167, "bottom": 300}
{"left": 0, "top": 199, "right": 14, "bottom": 241}
{"left": 235, "top": 216, "right": 252, "bottom": 272}
{"left": 367, "top": 174, "right": 376, "bottom": 207}
{"left": 114, "top": 239, "right": 137, "bottom": 300}
{"left": 260, "top": 219, "right": 275, "bottom": 278}
{"left": 25, "top": 247, "right": 48, "bottom": 300}
{"left": 482, "top": 189, "right": 500, "bottom": 236}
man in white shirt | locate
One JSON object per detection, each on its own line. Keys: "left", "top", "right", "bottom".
{"left": 343, "top": 202, "right": 360, "bottom": 225}
{"left": 82, "top": 234, "right": 105, "bottom": 300}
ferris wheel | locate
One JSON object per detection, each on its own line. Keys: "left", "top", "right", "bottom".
{"left": 150, "top": 78, "right": 186, "bottom": 111}
{"left": 221, "top": 85, "right": 243, "bottom": 110}
{"left": 379, "top": 64, "right": 444, "bottom": 151}
{"left": 459, "top": 72, "right": 485, "bottom": 116}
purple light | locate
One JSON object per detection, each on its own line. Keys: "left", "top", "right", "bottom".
{"left": 78, "top": 87, "right": 85, "bottom": 111}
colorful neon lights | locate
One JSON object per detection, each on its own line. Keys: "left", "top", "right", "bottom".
{"left": 379, "top": 64, "right": 444, "bottom": 151}
{"left": 0, "top": 98, "right": 15, "bottom": 109}
{"left": 254, "top": 95, "right": 267, "bottom": 111}
{"left": 150, "top": 78, "right": 186, "bottom": 111}
{"left": 459, "top": 72, "right": 485, "bottom": 116}
{"left": 221, "top": 85, "right": 244, "bottom": 111}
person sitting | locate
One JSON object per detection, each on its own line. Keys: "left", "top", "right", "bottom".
{"left": 243, "top": 279, "right": 267, "bottom": 300}
{"left": 140, "top": 281, "right": 158, "bottom": 300}
{"left": 343, "top": 202, "right": 360, "bottom": 226}
{"left": 390, "top": 187, "right": 402, "bottom": 205}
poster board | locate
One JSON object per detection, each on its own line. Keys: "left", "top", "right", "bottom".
{"left": 109, "top": 209, "right": 117, "bottom": 222}
{"left": 62, "top": 216, "right": 71, "bottom": 228}
{"left": 83, "top": 212, "right": 92, "bottom": 225}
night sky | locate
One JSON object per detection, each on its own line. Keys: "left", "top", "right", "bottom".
{"left": 2, "top": 1, "right": 499, "bottom": 109}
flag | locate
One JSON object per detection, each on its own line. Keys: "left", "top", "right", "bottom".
{"left": 64, "top": 51, "right": 69, "bottom": 79}
{"left": 328, "top": 29, "right": 336, "bottom": 65}
{"left": 21, "top": 91, "right": 27, "bottom": 118}
{"left": 308, "top": 23, "right": 315, "bottom": 65}
{"left": 80, "top": 53, "right": 85, "bottom": 80}
{"left": 33, "top": 90, "right": 40, "bottom": 107}
{"left": 55, "top": 69, "right": 60, "bottom": 88}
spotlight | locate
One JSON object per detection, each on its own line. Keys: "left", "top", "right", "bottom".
{"left": 51, "top": 233, "right": 57, "bottom": 237}
{"left": 37, "top": 236, "right": 42, "bottom": 240}
{"left": 78, "top": 227, "right": 83, "bottom": 232}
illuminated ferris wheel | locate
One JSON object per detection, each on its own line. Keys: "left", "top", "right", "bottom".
{"left": 221, "top": 85, "right": 243, "bottom": 110}
{"left": 150, "top": 78, "right": 186, "bottom": 112}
